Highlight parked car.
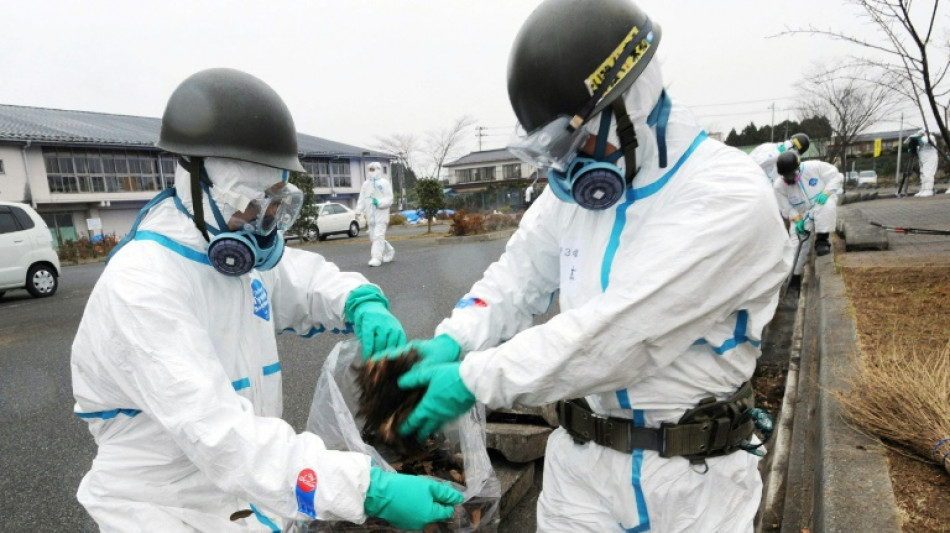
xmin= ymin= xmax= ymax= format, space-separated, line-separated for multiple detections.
xmin=0 ymin=201 xmax=61 ymax=298
xmin=857 ymin=170 xmax=878 ymax=187
xmin=299 ymin=202 xmax=363 ymax=242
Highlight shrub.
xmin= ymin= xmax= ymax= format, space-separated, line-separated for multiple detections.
xmin=448 ymin=211 xmax=520 ymax=236
xmin=449 ymin=210 xmax=484 ymax=236
xmin=59 ymin=233 xmax=120 ymax=263
xmin=390 ymin=214 xmax=407 ymax=226
xmin=483 ymin=213 xmax=518 ymax=232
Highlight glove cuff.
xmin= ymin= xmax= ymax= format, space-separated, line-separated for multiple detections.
xmin=433 ymin=334 xmax=462 ymax=361
xmin=363 ymin=467 xmax=389 ymax=516
xmin=345 ymin=285 xmax=390 ymax=324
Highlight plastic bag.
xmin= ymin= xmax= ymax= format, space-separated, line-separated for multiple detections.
xmin=305 ymin=339 xmax=500 ymax=532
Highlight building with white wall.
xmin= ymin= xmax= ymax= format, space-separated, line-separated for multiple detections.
xmin=443 ymin=148 xmax=544 ymax=211
xmin=0 ymin=104 xmax=389 ymax=246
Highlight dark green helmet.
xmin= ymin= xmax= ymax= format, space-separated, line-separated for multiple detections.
xmin=790 ymin=133 xmax=810 ymax=154
xmin=776 ymin=150 xmax=801 ymax=182
xmin=157 ymin=68 xmax=305 ymax=173
xmin=507 ymin=0 xmax=661 ymax=133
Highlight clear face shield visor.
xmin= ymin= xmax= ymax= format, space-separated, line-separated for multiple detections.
xmin=507 ymin=116 xmax=592 ymax=172
xmin=228 ymin=182 xmax=304 ymax=236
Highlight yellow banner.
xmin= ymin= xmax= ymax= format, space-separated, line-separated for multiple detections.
xmin=874 ymin=138 xmax=882 ymax=157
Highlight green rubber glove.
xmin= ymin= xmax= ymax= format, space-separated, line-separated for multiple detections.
xmin=364 ymin=467 xmax=463 ymax=530
xmin=815 ymin=192 xmax=829 ymax=205
xmin=398 ymin=362 xmax=476 ymax=440
xmin=345 ymin=285 xmax=408 ymax=360
xmin=371 ymin=334 xmax=461 ymax=367
xmin=372 ymin=198 xmax=379 ymax=207
xmin=794 ymin=219 xmax=809 ymax=236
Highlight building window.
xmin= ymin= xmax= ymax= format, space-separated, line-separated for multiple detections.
xmin=302 ymin=158 xmax=355 ymax=188
xmin=473 ymin=166 xmax=495 ymax=182
xmin=0 ymin=159 xmax=4 ymax=174
xmin=43 ymin=148 xmax=164 ymax=195
xmin=331 ymin=161 xmax=350 ymax=187
xmin=456 ymin=169 xmax=472 ymax=183
xmin=503 ymin=164 xmax=521 ymax=179
xmin=41 ymin=212 xmax=76 ymax=247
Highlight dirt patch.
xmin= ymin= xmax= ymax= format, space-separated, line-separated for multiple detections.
xmin=842 ymin=266 xmax=950 ymax=532
xmin=752 ymin=363 xmax=786 ymax=417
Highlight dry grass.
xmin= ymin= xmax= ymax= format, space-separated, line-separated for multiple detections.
xmin=835 ymin=342 xmax=950 ymax=474
xmin=841 ymin=266 xmax=950 ymax=532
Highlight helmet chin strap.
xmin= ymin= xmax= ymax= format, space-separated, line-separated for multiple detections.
xmin=611 ymin=99 xmax=638 ymax=185
xmin=181 ymin=156 xmax=212 ymax=242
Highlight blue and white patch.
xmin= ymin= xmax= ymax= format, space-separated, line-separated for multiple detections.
xmin=809 ymin=178 xmax=819 ymax=186
xmin=251 ymin=279 xmax=271 ymax=321
xmin=455 ymin=297 xmax=488 ymax=309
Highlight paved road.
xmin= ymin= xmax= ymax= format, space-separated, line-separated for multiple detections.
xmin=0 ymin=231 xmax=510 ymax=531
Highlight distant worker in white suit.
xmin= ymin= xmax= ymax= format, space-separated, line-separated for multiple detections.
xmin=773 ymin=150 xmax=843 ymax=287
xmin=749 ymin=133 xmax=810 ymax=183
xmin=357 ymin=162 xmax=395 ymax=266
xmin=904 ymin=130 xmax=939 ymax=197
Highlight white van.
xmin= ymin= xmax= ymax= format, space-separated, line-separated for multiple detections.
xmin=0 ymin=201 xmax=61 ymax=298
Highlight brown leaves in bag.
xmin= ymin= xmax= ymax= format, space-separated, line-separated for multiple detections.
xmin=357 ymin=348 xmax=428 ymax=455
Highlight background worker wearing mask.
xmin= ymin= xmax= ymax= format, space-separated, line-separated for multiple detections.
xmin=377 ymin=1 xmax=792 ymax=531
xmin=904 ymin=129 xmax=939 ymax=197
xmin=356 ymin=162 xmax=395 ymax=266
xmin=773 ymin=150 xmax=843 ymax=287
xmin=70 ymin=68 xmax=461 ymax=532
xmin=749 ymin=132 xmax=811 ymax=183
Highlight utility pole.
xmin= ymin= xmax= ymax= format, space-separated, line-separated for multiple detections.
xmin=476 ymin=126 xmax=486 ymax=151
xmin=770 ymin=102 xmax=776 ymax=143
xmin=895 ymin=112 xmax=904 ymax=186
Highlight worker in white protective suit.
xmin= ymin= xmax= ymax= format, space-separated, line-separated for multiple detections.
xmin=70 ymin=68 xmax=462 ymax=533
xmin=749 ymin=133 xmax=810 ymax=183
xmin=773 ymin=150 xmax=843 ymax=287
xmin=356 ymin=162 xmax=395 ymax=266
xmin=372 ymin=1 xmax=793 ymax=531
xmin=905 ymin=130 xmax=939 ymax=197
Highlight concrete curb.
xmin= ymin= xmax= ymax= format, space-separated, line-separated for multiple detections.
xmin=813 ymin=257 xmax=901 ymax=532
xmin=436 ymin=228 xmax=517 ymax=245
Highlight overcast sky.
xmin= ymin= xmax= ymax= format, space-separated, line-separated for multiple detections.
xmin=0 ymin=0 xmax=930 ymax=160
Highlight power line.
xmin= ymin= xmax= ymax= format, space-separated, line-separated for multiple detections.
xmin=682 ymin=95 xmax=798 ymax=108
xmin=693 ymin=107 xmax=797 ymax=118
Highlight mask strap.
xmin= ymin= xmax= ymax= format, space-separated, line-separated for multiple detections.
xmin=646 ymin=90 xmax=672 ymax=168
xmin=202 ymin=181 xmax=230 ymax=234
xmin=594 ymin=111 xmax=613 ymax=159
xmin=611 ymin=99 xmax=638 ymax=184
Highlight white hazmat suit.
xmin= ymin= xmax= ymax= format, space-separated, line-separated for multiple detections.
xmin=912 ymin=131 xmax=939 ymax=197
xmin=71 ymin=161 xmax=376 ymax=532
xmin=356 ymin=162 xmax=394 ymax=266
xmin=773 ymin=160 xmax=843 ymax=275
xmin=436 ymin=62 xmax=793 ymax=532
xmin=749 ymin=140 xmax=799 ymax=183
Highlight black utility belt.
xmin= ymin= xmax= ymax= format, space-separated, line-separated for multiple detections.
xmin=556 ymin=382 xmax=756 ymax=462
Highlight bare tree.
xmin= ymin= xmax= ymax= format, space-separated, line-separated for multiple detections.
xmin=797 ymin=63 xmax=899 ymax=171
xmin=781 ymin=0 xmax=950 ymax=149
xmin=423 ymin=115 xmax=475 ymax=181
xmin=374 ymin=133 xmax=421 ymax=176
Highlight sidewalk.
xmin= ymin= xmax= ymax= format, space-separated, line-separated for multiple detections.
xmin=774 ymin=191 xmax=950 ymax=532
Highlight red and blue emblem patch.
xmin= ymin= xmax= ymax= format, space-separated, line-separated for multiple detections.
xmin=455 ymin=297 xmax=488 ymax=309
xmin=295 ymin=468 xmax=318 ymax=518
